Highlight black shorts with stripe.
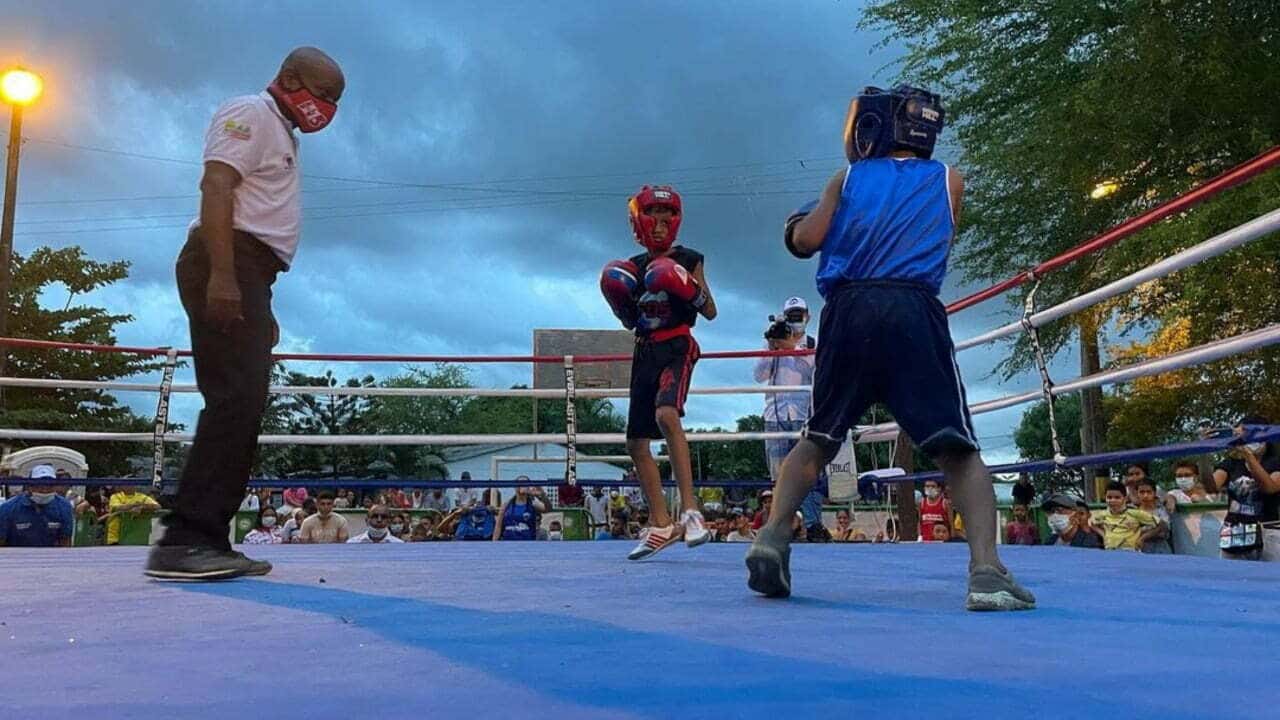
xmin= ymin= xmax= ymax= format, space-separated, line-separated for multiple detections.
xmin=803 ymin=281 xmax=979 ymax=458
xmin=627 ymin=334 xmax=700 ymax=440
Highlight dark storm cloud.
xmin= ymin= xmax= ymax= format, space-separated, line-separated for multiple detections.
xmin=0 ymin=0 xmax=1056 ymax=459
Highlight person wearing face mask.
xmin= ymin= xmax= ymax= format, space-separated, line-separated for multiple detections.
xmin=917 ymin=479 xmax=953 ymax=541
xmin=147 ymin=47 xmax=346 ymax=582
xmin=1207 ymin=415 xmax=1280 ymax=561
xmin=1041 ymin=494 xmax=1098 ymax=548
xmin=1164 ymin=460 xmax=1203 ymax=512
xmin=0 ymin=465 xmax=74 ymax=547
xmin=389 ymin=512 xmax=410 ymax=541
xmin=754 ymin=297 xmax=828 ymax=540
xmin=494 ymin=482 xmax=549 ymax=541
xmin=348 ymin=505 xmax=404 ymax=544
xmin=243 ymin=506 xmax=284 ymax=544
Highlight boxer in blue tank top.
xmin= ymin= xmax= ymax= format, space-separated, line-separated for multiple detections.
xmin=745 ymin=85 xmax=1035 ymax=612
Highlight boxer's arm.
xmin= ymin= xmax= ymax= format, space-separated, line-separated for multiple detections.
xmin=692 ymin=262 xmax=717 ymax=320
xmin=790 ymin=169 xmax=846 ymax=256
xmin=947 ymin=166 xmax=965 ymax=227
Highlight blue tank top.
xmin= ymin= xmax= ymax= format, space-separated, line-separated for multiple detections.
xmin=501 ymin=501 xmax=539 ymax=541
xmin=816 ymin=157 xmax=955 ymax=298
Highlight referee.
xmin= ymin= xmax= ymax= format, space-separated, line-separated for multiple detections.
xmin=146 ymin=48 xmax=344 ymax=580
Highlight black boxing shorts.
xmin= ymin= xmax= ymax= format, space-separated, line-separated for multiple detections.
xmin=626 ymin=330 xmax=700 ymax=440
xmin=803 ymin=280 xmax=979 ymax=461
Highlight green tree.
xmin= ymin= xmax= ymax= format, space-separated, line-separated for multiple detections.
xmin=862 ymin=0 xmax=1280 ymax=459
xmin=1013 ymin=394 xmax=1084 ymax=461
xmin=268 ymin=370 xmax=377 ymax=478
xmin=1 ymin=247 xmax=163 ymax=474
xmin=691 ymin=415 xmax=769 ymax=481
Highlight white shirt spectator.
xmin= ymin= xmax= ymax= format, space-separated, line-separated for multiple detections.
xmin=585 ymin=492 xmax=610 ymax=525
xmin=726 ymin=530 xmax=756 ymax=543
xmin=243 ymin=527 xmax=283 ymax=544
xmin=190 ymin=91 xmax=302 ymax=266
xmin=753 ymin=341 xmax=815 ymax=422
xmin=347 ymin=531 xmax=404 ymax=544
xmin=454 ymin=487 xmax=480 ymax=510
xmin=239 ymin=493 xmax=260 ymax=512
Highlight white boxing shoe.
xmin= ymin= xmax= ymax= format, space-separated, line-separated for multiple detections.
xmin=627 ymin=524 xmax=682 ymax=561
xmin=681 ymin=509 xmax=712 ymax=548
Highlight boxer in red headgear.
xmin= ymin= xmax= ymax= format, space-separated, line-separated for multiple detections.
xmin=599 ymin=184 xmax=717 ymax=560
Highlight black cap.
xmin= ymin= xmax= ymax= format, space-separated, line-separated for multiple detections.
xmin=1041 ymin=493 xmax=1087 ymax=511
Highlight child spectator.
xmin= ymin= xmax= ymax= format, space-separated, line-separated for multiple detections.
xmin=1136 ymin=478 xmax=1172 ymax=554
xmin=1163 ymin=460 xmax=1201 ymax=512
xmin=751 ymin=490 xmax=773 ymax=530
xmin=595 ymin=516 xmax=630 ymax=541
xmin=726 ymin=509 xmax=756 ymax=542
xmin=917 ymin=479 xmax=952 ymax=541
xmin=1003 ymin=503 xmax=1040 ymax=545
xmin=243 ymin=506 xmax=284 ymax=544
xmin=1091 ymin=481 xmax=1156 ymax=551
xmin=106 ymin=485 xmax=160 ymax=545
xmin=1122 ymin=463 xmax=1149 ymax=506
xmin=830 ymin=508 xmax=855 ymax=542
xmin=933 ymin=522 xmax=965 ymax=543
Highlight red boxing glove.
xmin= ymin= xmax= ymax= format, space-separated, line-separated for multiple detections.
xmin=600 ymin=259 xmax=641 ymax=329
xmin=643 ymin=256 xmax=706 ymax=310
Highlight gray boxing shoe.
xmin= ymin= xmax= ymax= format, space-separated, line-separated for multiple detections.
xmin=745 ymin=530 xmax=792 ymax=599
xmin=966 ymin=564 xmax=1036 ymax=611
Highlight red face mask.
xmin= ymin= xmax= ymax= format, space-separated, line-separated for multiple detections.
xmin=268 ymin=80 xmax=337 ymax=133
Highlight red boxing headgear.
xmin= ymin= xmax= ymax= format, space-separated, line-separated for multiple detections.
xmin=267 ymin=79 xmax=337 ymax=133
xmin=628 ymin=185 xmax=682 ymax=254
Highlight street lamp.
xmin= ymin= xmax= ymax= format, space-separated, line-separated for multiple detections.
xmin=1089 ymin=180 xmax=1119 ymax=200
xmin=0 ymin=67 xmax=44 ymax=404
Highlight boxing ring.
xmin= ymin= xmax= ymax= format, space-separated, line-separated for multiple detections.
xmin=3 ymin=148 xmax=1280 ymax=718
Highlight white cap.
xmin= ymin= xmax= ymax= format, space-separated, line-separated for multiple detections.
xmin=782 ymin=296 xmax=808 ymax=313
xmin=30 ymin=464 xmax=57 ymax=480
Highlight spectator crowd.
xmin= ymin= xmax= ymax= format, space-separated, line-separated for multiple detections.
xmin=0 ymin=416 xmax=1275 ymax=561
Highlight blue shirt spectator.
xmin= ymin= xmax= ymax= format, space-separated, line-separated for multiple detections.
xmin=455 ymin=505 xmax=495 ymax=541
xmin=0 ymin=464 xmax=75 ymax=547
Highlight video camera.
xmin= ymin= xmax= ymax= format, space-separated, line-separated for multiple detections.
xmin=764 ymin=315 xmax=792 ymax=341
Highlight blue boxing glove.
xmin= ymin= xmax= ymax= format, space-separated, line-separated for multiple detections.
xmin=784 ymin=199 xmax=820 ymax=259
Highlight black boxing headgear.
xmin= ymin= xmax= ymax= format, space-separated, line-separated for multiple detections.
xmin=843 ymin=84 xmax=945 ymax=162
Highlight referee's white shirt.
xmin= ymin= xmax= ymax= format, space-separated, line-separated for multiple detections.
xmin=190 ymin=91 xmax=302 ymax=267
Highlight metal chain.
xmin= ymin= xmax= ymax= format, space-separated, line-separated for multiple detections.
xmin=1020 ymin=278 xmax=1068 ymax=472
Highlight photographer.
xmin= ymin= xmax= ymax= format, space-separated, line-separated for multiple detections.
xmin=753 ymin=297 xmax=828 ymax=541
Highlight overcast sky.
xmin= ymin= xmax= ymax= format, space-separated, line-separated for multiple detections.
xmin=0 ymin=0 xmax=1081 ymax=464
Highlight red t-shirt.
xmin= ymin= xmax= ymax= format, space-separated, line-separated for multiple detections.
xmin=557 ymin=483 xmax=584 ymax=507
xmin=1004 ymin=520 xmax=1040 ymax=545
xmin=919 ymin=496 xmax=948 ymax=540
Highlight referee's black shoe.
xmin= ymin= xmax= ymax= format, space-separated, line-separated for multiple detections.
xmin=144 ymin=545 xmax=251 ymax=581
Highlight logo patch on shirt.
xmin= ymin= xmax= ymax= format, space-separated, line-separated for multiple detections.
xmin=222 ymin=119 xmax=252 ymax=140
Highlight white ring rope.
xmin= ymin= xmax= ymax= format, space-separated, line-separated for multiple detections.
xmin=0 ymin=377 xmax=812 ymax=398
xmin=857 ymin=323 xmax=1280 ymax=438
xmin=955 ymin=206 xmax=1280 ymax=350
xmin=0 ymin=208 xmax=1276 ymax=449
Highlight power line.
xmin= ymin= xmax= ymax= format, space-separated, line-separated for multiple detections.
xmin=13 ymin=131 xmax=841 ymax=205
xmin=13 ymin=168 xmax=835 ymax=227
